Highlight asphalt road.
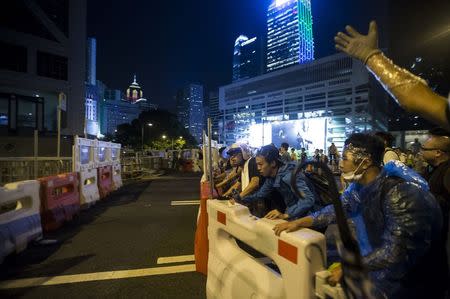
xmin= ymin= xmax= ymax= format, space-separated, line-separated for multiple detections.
xmin=0 ymin=174 xmax=206 ymax=299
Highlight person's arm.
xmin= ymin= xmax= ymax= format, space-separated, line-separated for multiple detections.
xmin=216 ymin=168 xmax=241 ymax=189
xmin=335 ymin=21 xmax=450 ymax=130
xmin=363 ymin=183 xmax=435 ymax=272
xmin=240 ymin=176 xmax=260 ymax=198
xmin=223 ymin=181 xmax=241 ymax=197
xmin=242 ymin=179 xmax=273 ymax=203
xmin=285 ymin=173 xmax=316 ymax=219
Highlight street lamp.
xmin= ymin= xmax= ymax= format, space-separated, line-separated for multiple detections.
xmin=162 ymin=135 xmax=167 ymax=139
xmin=141 ymin=122 xmax=153 ymax=151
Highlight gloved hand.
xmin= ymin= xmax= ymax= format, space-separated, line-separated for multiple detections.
xmin=334 ymin=21 xmax=381 ymax=64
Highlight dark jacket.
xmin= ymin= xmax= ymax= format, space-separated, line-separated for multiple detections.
xmin=311 ymin=161 xmax=444 ymax=298
xmin=242 ymin=162 xmax=321 ymax=219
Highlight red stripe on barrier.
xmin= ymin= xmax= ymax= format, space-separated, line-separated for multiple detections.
xmin=278 ymin=239 xmax=298 ymax=264
xmin=217 ymin=211 xmax=226 ymax=225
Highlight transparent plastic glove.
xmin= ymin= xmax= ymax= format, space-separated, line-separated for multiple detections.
xmin=334 ymin=21 xmax=381 ymax=64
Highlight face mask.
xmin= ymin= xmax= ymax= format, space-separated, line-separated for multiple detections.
xmin=342 ymin=158 xmax=367 ymax=182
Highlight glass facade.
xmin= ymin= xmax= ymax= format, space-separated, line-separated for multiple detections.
xmin=232 ymin=36 xmax=261 ymax=82
xmin=176 ymin=84 xmax=204 ymax=143
xmin=220 ymin=53 xmax=389 ymax=153
xmin=266 ymin=0 xmax=314 ymax=72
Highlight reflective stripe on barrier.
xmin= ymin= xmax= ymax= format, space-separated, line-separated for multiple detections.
xmin=0 ymin=180 xmax=42 ymax=263
xmin=98 ymin=165 xmax=113 ymax=199
xmin=38 ymin=172 xmax=80 ymax=232
xmin=78 ymin=168 xmax=100 ymax=207
xmin=206 ymin=200 xmax=326 ymax=299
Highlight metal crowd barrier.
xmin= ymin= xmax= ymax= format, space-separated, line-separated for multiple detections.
xmin=0 ymin=157 xmax=72 ymax=186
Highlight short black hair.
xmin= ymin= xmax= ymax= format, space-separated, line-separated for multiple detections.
xmin=281 ymin=142 xmax=289 ymax=150
xmin=345 ymin=133 xmax=385 ymax=166
xmin=374 ymin=131 xmax=395 ymax=147
xmin=291 ymin=148 xmax=296 ymax=151
xmin=257 ymin=144 xmax=282 ymax=166
xmin=218 ymin=147 xmax=227 ymax=154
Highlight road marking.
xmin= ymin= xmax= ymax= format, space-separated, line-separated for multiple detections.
xmin=0 ymin=264 xmax=196 ymax=289
xmin=157 ymin=254 xmax=195 ymax=264
xmin=170 ymin=200 xmax=200 ymax=206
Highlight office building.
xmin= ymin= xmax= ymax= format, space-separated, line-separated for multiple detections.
xmin=176 ymin=84 xmax=204 ymax=143
xmin=232 ymin=35 xmax=262 ymax=82
xmin=99 ymin=76 xmax=157 ymax=135
xmin=0 ymin=0 xmax=87 ymax=138
xmin=219 ymin=53 xmax=389 ymax=152
xmin=266 ymin=0 xmax=314 ymax=72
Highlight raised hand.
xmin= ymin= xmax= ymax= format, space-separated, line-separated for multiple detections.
xmin=334 ymin=21 xmax=381 ymax=64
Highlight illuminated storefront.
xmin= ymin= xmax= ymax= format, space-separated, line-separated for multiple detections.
xmin=220 ymin=53 xmax=389 ymax=154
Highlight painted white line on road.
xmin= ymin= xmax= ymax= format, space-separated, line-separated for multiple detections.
xmin=157 ymin=254 xmax=195 ymax=264
xmin=170 ymin=200 xmax=200 ymax=206
xmin=0 ymin=264 xmax=196 ymax=289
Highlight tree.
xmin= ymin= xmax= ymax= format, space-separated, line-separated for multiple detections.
xmin=112 ymin=109 xmax=198 ymax=150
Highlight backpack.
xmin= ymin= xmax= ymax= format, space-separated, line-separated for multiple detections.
xmin=290 ymin=161 xmax=339 ymax=207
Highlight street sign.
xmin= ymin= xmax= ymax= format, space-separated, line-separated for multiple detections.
xmin=58 ymin=92 xmax=67 ymax=111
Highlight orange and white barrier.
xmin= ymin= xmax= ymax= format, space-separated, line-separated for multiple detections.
xmin=38 ymin=172 xmax=80 ymax=232
xmin=0 ymin=180 xmax=43 ymax=263
xmin=206 ymin=200 xmax=326 ymax=299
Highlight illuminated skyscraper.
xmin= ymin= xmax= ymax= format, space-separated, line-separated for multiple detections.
xmin=176 ymin=84 xmax=204 ymax=143
xmin=266 ymin=0 xmax=314 ymax=72
xmin=232 ymin=35 xmax=261 ymax=82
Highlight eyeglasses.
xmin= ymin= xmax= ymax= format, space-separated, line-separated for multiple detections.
xmin=420 ymin=146 xmax=444 ymax=151
xmin=420 ymin=146 xmax=447 ymax=152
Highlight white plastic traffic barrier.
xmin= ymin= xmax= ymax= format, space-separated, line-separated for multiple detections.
xmin=112 ymin=162 xmax=123 ymax=190
xmin=108 ymin=142 xmax=122 ymax=190
xmin=95 ymin=140 xmax=112 ymax=168
xmin=78 ymin=168 xmax=100 ymax=207
xmin=0 ymin=180 xmax=42 ymax=264
xmin=315 ymin=271 xmax=346 ymax=299
xmin=206 ymin=200 xmax=326 ymax=299
xmin=73 ymin=136 xmax=96 ymax=172
xmin=73 ymin=137 xmax=100 ymax=206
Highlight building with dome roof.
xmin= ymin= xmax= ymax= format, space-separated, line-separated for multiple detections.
xmin=126 ymin=75 xmax=144 ymax=103
xmin=98 ymin=75 xmax=157 ymax=135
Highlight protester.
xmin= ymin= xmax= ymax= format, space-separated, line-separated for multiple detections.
xmin=328 ymin=143 xmax=338 ymax=166
xmin=279 ymin=142 xmax=291 ymax=163
xmin=410 ymin=138 xmax=422 ymax=155
xmin=290 ymin=148 xmax=298 ymax=161
xmin=375 ymin=131 xmax=400 ymax=164
xmin=234 ymin=144 xmax=322 ymax=220
xmin=314 ymin=149 xmax=320 ymax=162
xmin=273 ymin=133 xmax=445 ymax=298
xmin=300 ymin=148 xmax=308 ymax=163
xmin=216 ymin=144 xmax=261 ymax=200
xmin=421 ymin=127 xmax=450 ymax=282
xmin=319 ymin=149 xmax=328 ymax=164
xmin=334 ymin=20 xmax=450 ymax=130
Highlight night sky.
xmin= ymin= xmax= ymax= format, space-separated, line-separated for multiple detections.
xmin=87 ymin=0 xmax=390 ymax=111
